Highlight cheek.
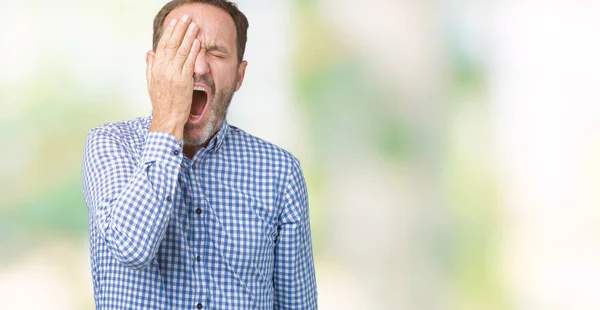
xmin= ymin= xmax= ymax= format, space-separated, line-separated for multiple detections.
xmin=211 ymin=62 xmax=239 ymax=87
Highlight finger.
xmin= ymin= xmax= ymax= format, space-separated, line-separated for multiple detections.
xmin=156 ymin=18 xmax=178 ymax=61
xmin=182 ymin=38 xmax=200 ymax=77
xmin=165 ymin=15 xmax=192 ymax=62
xmin=173 ymin=22 xmax=199 ymax=71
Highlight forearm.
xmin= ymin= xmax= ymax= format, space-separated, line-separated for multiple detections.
xmin=273 ymin=219 xmax=318 ymax=309
xmin=273 ymin=161 xmax=318 ymax=309
xmin=83 ymin=129 xmax=183 ymax=270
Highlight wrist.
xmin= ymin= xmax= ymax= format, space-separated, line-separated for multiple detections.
xmin=149 ymin=117 xmax=185 ymax=141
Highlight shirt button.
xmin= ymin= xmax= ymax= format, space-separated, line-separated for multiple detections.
xmin=195 ymin=208 xmax=201 ymax=214
xmin=192 ymin=163 xmax=197 ymax=169
xmin=173 ymin=149 xmax=180 ymax=156
xmin=196 ymin=255 xmax=201 ymax=262
xmin=166 ymin=196 xmax=172 ymax=202
xmin=196 ymin=303 xmax=203 ymax=309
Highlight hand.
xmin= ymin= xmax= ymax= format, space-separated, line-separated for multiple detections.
xmin=146 ymin=15 xmax=200 ymax=141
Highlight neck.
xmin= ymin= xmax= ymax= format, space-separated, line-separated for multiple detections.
xmin=182 ymin=119 xmax=226 ymax=158
xmin=182 ymin=130 xmax=215 ymax=159
xmin=183 ymin=144 xmax=202 ymax=159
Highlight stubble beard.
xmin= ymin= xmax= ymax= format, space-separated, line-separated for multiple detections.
xmin=183 ymin=77 xmax=237 ymax=147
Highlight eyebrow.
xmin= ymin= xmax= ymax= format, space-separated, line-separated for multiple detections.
xmin=206 ymin=44 xmax=229 ymax=54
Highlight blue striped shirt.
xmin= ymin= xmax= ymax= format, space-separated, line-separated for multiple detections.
xmin=82 ymin=116 xmax=317 ymax=309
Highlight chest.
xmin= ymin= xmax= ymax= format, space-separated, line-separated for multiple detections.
xmin=167 ymin=158 xmax=282 ymax=259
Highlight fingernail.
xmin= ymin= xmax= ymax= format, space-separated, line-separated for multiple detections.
xmin=182 ymin=15 xmax=190 ymax=22
xmin=189 ymin=22 xmax=197 ymax=30
xmin=170 ymin=19 xmax=177 ymax=26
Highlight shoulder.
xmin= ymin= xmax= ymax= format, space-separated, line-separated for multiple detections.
xmin=224 ymin=124 xmax=301 ymax=171
xmin=87 ymin=116 xmax=151 ymax=140
xmin=84 ymin=116 xmax=151 ymax=155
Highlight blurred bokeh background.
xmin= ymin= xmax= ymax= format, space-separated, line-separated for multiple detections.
xmin=2 ymin=0 xmax=600 ymax=309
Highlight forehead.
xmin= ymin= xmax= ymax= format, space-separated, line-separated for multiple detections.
xmin=164 ymin=3 xmax=236 ymax=46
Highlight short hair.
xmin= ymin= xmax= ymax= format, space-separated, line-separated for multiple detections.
xmin=152 ymin=0 xmax=249 ymax=63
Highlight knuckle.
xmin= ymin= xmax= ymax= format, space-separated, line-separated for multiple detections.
xmin=155 ymin=68 xmax=167 ymax=78
xmin=164 ymin=71 xmax=175 ymax=83
xmin=167 ymin=39 xmax=180 ymax=49
xmin=176 ymin=48 xmax=190 ymax=58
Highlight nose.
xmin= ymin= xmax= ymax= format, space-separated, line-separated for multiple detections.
xmin=194 ymin=54 xmax=210 ymax=77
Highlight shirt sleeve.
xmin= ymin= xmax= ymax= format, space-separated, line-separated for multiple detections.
xmin=273 ymin=159 xmax=318 ymax=309
xmin=82 ymin=127 xmax=183 ymax=270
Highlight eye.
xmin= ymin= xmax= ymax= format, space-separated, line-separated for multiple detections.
xmin=210 ymin=52 xmax=226 ymax=59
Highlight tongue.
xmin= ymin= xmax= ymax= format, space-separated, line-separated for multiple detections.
xmin=191 ymin=91 xmax=207 ymax=115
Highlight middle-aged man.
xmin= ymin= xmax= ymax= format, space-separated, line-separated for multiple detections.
xmin=82 ymin=0 xmax=318 ymax=309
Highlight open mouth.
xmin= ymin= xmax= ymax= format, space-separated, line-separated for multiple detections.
xmin=189 ymin=85 xmax=210 ymax=124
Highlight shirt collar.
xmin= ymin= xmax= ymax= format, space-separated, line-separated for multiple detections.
xmin=145 ymin=116 xmax=229 ymax=153
xmin=206 ymin=119 xmax=229 ymax=153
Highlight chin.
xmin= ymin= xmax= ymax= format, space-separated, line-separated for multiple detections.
xmin=183 ymin=128 xmax=210 ymax=147
xmin=184 ymin=117 xmax=221 ymax=147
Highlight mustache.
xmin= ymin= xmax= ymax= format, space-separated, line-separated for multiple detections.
xmin=193 ymin=74 xmax=215 ymax=94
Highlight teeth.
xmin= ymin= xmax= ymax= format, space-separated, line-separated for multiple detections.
xmin=194 ymin=85 xmax=206 ymax=91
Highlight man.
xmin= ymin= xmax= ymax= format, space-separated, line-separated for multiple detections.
xmin=82 ymin=1 xmax=318 ymax=309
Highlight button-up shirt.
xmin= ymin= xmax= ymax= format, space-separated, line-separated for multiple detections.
xmin=82 ymin=117 xmax=317 ymax=309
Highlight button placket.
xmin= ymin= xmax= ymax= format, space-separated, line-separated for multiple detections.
xmin=187 ymin=161 xmax=206 ymax=305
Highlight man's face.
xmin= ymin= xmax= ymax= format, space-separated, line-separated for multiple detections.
xmin=162 ymin=3 xmax=246 ymax=146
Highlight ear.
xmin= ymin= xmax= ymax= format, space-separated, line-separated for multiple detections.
xmin=145 ymin=50 xmax=155 ymax=85
xmin=234 ymin=60 xmax=248 ymax=91
xmin=146 ymin=50 xmax=155 ymax=66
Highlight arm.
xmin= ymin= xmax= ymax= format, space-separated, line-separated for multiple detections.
xmin=273 ymin=160 xmax=318 ymax=309
xmin=82 ymin=15 xmax=201 ymax=270
xmin=82 ymin=128 xmax=182 ymax=270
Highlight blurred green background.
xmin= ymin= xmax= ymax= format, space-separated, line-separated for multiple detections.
xmin=2 ymin=1 xmax=600 ymax=309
